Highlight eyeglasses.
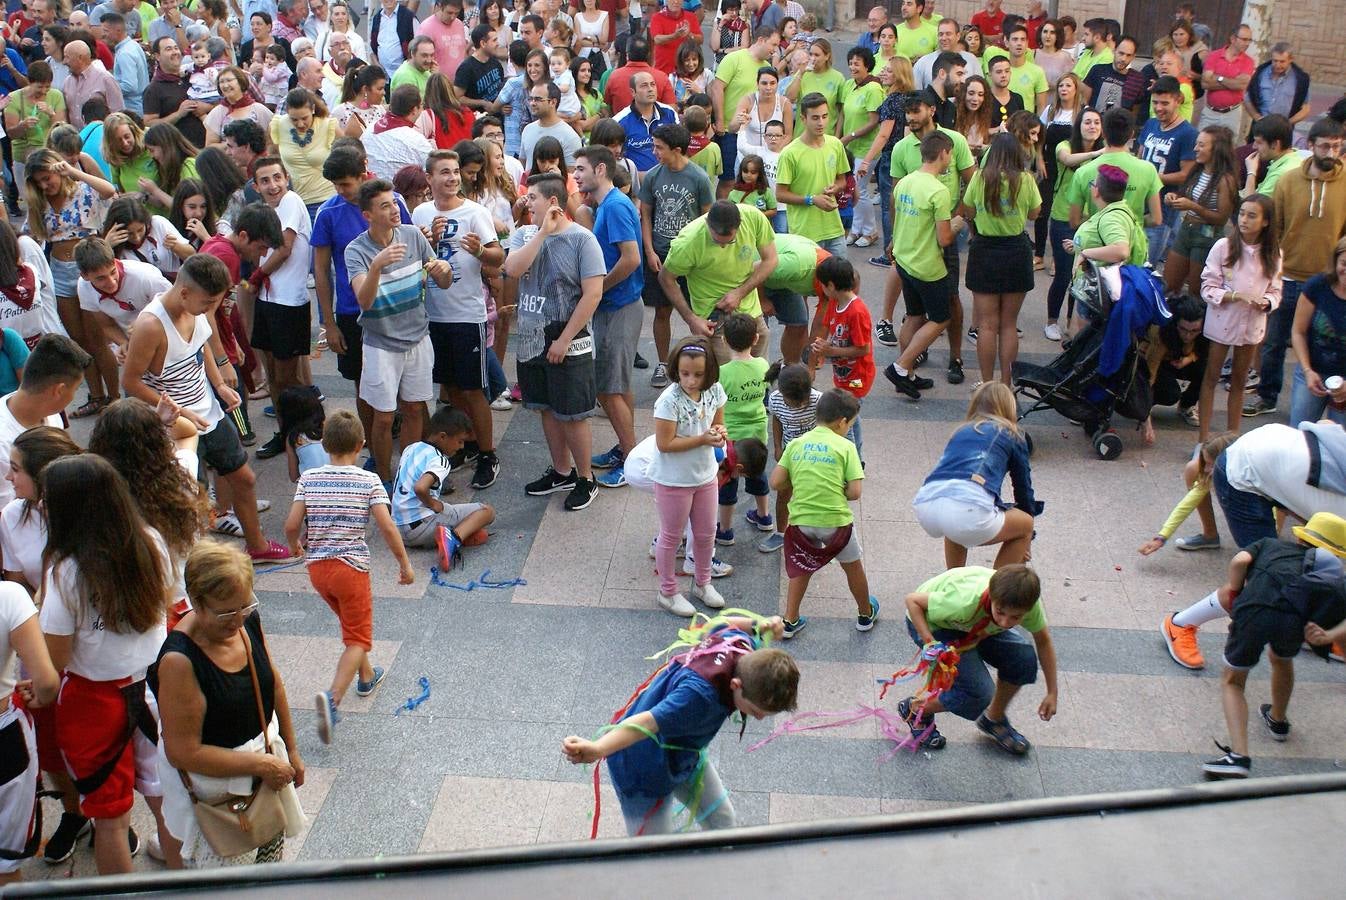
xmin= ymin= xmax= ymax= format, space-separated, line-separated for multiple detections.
xmin=213 ymin=597 xmax=260 ymax=620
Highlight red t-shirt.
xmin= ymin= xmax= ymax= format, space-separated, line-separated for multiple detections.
xmin=821 ymin=295 xmax=874 ymax=398
xmin=1024 ymin=14 xmax=1047 ymax=49
xmin=201 ymin=235 xmax=244 ymax=364
xmin=1204 ymin=47 xmax=1256 ymax=109
xmin=648 ymin=9 xmax=702 ymax=75
xmin=603 ymin=62 xmax=677 ymax=111
xmin=971 ymin=8 xmax=1006 ymax=41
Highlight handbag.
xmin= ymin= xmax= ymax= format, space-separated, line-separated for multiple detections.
xmin=177 ymin=628 xmax=288 ymax=858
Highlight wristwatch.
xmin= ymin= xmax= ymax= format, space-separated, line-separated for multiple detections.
xmin=1217 ymin=75 xmax=1225 ymax=84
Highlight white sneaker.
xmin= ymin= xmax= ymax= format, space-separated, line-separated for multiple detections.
xmin=210 ymin=512 xmax=244 ymax=538
xmin=1044 ymin=322 xmax=1062 ymax=341
xmin=146 ymin=834 xmax=164 ymax=862
xmin=683 ymin=556 xmax=734 ymax=577
xmin=690 ymin=581 xmax=726 ymax=609
xmin=657 ymin=592 xmax=695 ymax=616
xmin=491 ymin=393 xmax=513 ymax=411
xmin=648 ymin=536 xmax=686 ymax=559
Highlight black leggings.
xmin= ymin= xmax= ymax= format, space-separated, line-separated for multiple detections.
xmin=1034 ymin=122 xmax=1073 ymax=258
xmin=1152 ymin=358 xmax=1205 ymax=409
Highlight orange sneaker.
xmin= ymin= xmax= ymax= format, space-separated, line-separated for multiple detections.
xmin=1331 ymin=641 xmax=1345 ymax=664
xmin=1162 ymin=613 xmax=1204 ymax=669
xmin=462 ymin=528 xmax=489 ymax=547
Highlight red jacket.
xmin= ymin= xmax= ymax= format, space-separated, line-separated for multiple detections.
xmin=604 ymin=62 xmax=676 ymax=112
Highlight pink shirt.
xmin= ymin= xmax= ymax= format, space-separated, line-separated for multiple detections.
xmin=1204 ymin=47 xmax=1255 ymax=109
xmin=1200 ymin=238 xmax=1283 ymax=345
xmin=417 ymin=15 xmax=468 ymax=80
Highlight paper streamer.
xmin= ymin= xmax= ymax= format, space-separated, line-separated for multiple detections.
xmin=393 ymin=676 xmax=431 ymax=715
xmin=429 ymin=567 xmax=527 ymax=591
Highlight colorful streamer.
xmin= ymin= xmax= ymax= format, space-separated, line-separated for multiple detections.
xmin=429 ymin=567 xmax=527 ymax=591
xmin=393 ymin=676 xmax=431 ymax=715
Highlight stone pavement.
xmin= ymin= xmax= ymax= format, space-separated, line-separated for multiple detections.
xmin=24 ymin=246 xmax=1346 ymax=880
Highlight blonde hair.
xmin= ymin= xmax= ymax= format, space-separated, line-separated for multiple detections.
xmin=184 ymin=539 xmax=255 ymax=612
xmin=23 ymin=148 xmax=75 ymax=241
xmin=965 ymin=381 xmax=1021 ymax=436
xmin=886 ymin=55 xmax=914 ymax=93
xmin=101 ymin=112 xmax=146 ymax=168
xmin=1197 ymin=431 xmax=1239 ymax=484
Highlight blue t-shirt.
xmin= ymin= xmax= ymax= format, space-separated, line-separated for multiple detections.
xmin=1302 ymin=275 xmax=1346 ymax=377
xmin=0 ymin=49 xmax=26 ymax=95
xmin=311 ymin=193 xmax=412 ymax=316
xmin=593 ymin=188 xmax=644 ymax=310
xmin=1136 ymin=118 xmax=1198 ymax=196
xmin=0 ymin=328 xmax=29 ymax=395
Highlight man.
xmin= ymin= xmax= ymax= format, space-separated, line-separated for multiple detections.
xmin=710 ymin=25 xmax=779 ymax=197
xmin=521 ymin=82 xmax=584 ymax=168
xmin=143 ymin=37 xmax=209 ymax=148
xmin=455 ymin=25 xmax=505 ymax=112
xmin=605 ymin=33 xmax=676 ymax=113
xmin=504 ymin=174 xmax=607 ymax=512
xmin=1005 ymin=22 xmax=1047 ymax=113
xmin=304 ymin=0 xmax=329 ymax=40
xmin=985 ymin=56 xmax=1023 ymax=128
xmin=517 ymin=13 xmax=545 ymax=52
xmin=91 ymin=0 xmax=141 ymax=40
xmin=746 ymin=0 xmax=783 ymax=35
xmin=775 ymin=92 xmax=848 ymax=256
xmin=760 ymin=232 xmax=826 ymax=366
xmin=638 ymin=123 xmax=713 ymax=388
xmin=0 ymin=335 xmax=86 ymax=510
xmin=648 ymin=0 xmax=700 ymax=76
xmin=272 ymin=0 xmax=306 ymax=43
xmin=223 ymin=119 xmax=267 ymax=191
xmin=914 ymin=19 xmax=978 ymax=91
xmin=410 ymin=149 xmax=505 ymax=490
xmin=895 ymin=0 xmax=938 ymax=60
xmin=1082 ymin=34 xmax=1145 ymax=112
xmin=614 ymin=71 xmax=678 ymax=172
xmin=62 ymin=40 xmax=124 ymax=129
xmin=1024 ymin=1 xmax=1046 ymax=49
xmin=1242 ymin=114 xmax=1301 ymax=199
xmin=856 ymin=5 xmax=886 ymax=55
xmin=1244 ymin=42 xmax=1312 ymax=135
xmin=102 ymin=13 xmax=147 ymax=116
xmin=363 ymin=84 xmax=436 ymax=180
xmin=147 ymin=0 xmax=191 ymax=47
xmin=345 ymin=179 xmax=454 ymax=485
xmin=970 ymin=0 xmax=1005 ymax=46
xmin=418 ymin=0 xmax=469 ymax=80
xmin=296 ymin=56 xmax=324 ymax=93
xmin=370 ymin=0 xmax=414 ymax=75
xmin=1067 ymin=108 xmax=1162 ymax=232
xmin=1072 ymin=18 xmax=1112 ymax=80
xmin=75 ymin=237 xmax=172 ymax=369
xmin=1201 ymin=24 xmax=1255 ymax=138
xmin=1136 ymin=76 xmax=1197 ymax=268
xmin=391 ymin=34 xmax=437 ymax=96
xmin=19 ymin=0 xmax=58 ymax=64
xmin=923 ymin=51 xmax=966 ymax=128
xmin=1246 ymin=120 xmax=1346 ymax=418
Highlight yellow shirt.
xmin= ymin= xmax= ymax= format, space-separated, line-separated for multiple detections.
xmin=270 ymin=115 xmax=338 ymax=206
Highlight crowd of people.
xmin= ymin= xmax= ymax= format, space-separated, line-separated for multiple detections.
xmin=0 ymin=0 xmax=1345 ymax=881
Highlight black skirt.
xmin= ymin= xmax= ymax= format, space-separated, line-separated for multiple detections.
xmin=966 ymin=232 xmax=1035 ymax=294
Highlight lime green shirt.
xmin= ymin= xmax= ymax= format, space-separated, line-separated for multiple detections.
xmin=113 ymin=151 xmax=158 ymax=201
xmin=691 ymin=141 xmax=723 ymax=181
xmin=763 ymin=232 xmax=820 ymax=294
xmin=839 ymin=79 xmax=885 ymax=159
xmin=915 ymin=566 xmax=1047 ymax=635
xmin=777 ymin=135 xmax=850 ymax=242
xmin=1073 ymin=46 xmax=1112 ymax=79
xmin=716 ymin=48 xmax=768 ymax=121
xmin=895 ymin=20 xmax=939 ymax=59
xmin=892 ymin=169 xmax=951 ymax=282
xmin=779 ymin=425 xmax=863 ymax=527
xmin=1074 ymin=200 xmax=1148 ymax=266
xmin=662 ymin=204 xmax=773 ymax=319
xmin=1007 ymin=59 xmax=1048 ymax=112
xmin=963 ymin=170 xmax=1041 ymax=236
xmin=9 ymin=89 xmax=66 ymax=160
xmin=1257 ymin=150 xmax=1305 ymax=197
xmin=728 ymin=186 xmax=777 ymax=214
xmin=793 ymin=68 xmax=845 ymax=132
xmin=890 ymin=127 xmax=974 ymax=203
xmin=1049 ymin=139 xmax=1082 ymax=222
xmin=1067 ymin=150 xmax=1161 ymax=222
xmin=719 ymin=357 xmax=770 ymax=442
xmin=980 ymin=46 xmax=1010 ymax=74
xmin=391 ymin=62 xmax=431 ymax=97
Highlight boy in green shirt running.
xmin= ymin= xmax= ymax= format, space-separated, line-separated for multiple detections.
xmin=716 ymin=313 xmax=772 ymax=544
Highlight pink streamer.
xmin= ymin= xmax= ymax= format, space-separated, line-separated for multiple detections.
xmin=748 ymin=704 xmax=932 ymax=761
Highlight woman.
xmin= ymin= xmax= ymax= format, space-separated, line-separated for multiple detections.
xmin=672 ymin=42 xmax=707 ymax=108
xmin=0 ymin=220 xmax=61 ymax=350
xmin=961 ymin=25 xmax=986 ymax=65
xmin=1034 ymin=19 xmax=1074 ymax=90
xmin=1044 ymin=107 xmax=1104 ymax=339
xmin=711 ymin=0 xmax=746 ymax=66
xmin=1035 ymin=73 xmax=1084 ymax=272
xmin=498 ymin=49 xmax=549 ymax=158
xmin=1005 ymin=110 xmax=1046 ymax=182
xmin=417 ymin=74 xmax=475 ymax=150
xmin=960 ymin=133 xmax=1041 ymax=386
xmin=39 ymin=454 xmax=178 ymax=874
xmin=1168 ymin=20 xmax=1207 ymax=83
xmin=913 ymin=381 xmax=1041 ymax=570
xmin=102 ymin=112 xmax=156 ymax=200
xmin=333 ymin=64 xmax=387 ymax=138
xmin=857 ymin=57 xmax=911 ymax=264
xmin=40 ymin=24 xmax=71 ymax=90
xmin=103 ymin=195 xmax=194 ymax=279
xmin=270 ymin=88 xmax=338 ymax=217
xmin=23 ymin=151 xmax=117 ymax=418
xmin=838 ymin=47 xmax=883 ymax=248
xmin=316 ymin=2 xmax=367 ymax=63
xmin=193 ymin=147 xmax=248 ymax=234
xmin=198 ymin=0 xmax=234 ymax=54
xmin=204 ymin=66 xmax=274 ymax=147
xmin=572 ymin=56 xmax=605 ymax=138
xmin=482 ymin=0 xmax=513 ymax=62
xmin=874 ymin=22 xmax=900 ymax=74
xmin=1063 ymin=164 xmax=1148 ymax=337
xmin=731 ymin=66 xmax=791 ymax=157
xmin=141 ymin=123 xmax=201 ymax=215
xmin=783 ymin=39 xmax=843 ymax=134
xmin=5 ymin=61 xmax=66 ymax=188
xmin=1164 ymin=125 xmax=1238 ymax=299
xmin=169 ymin=179 xmax=218 ymax=251
xmin=573 ymin=0 xmax=609 ymax=67
xmin=152 ymin=540 xmax=306 ymax=869
xmin=1143 ymin=294 xmax=1209 ymax=443
xmin=955 ymin=75 xmax=993 ymax=156
xmin=393 ymin=164 xmax=429 ymax=212
xmin=1290 ymin=237 xmax=1346 ymax=427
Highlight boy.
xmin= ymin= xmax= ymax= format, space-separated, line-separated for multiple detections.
xmin=811 ymin=256 xmax=874 ymax=461
xmin=770 ymin=389 xmax=876 ymax=638
xmin=715 ymin=312 xmax=771 ymax=546
xmin=74 ymin=236 xmax=171 ymax=367
xmin=562 ymin=615 xmax=799 ymax=836
xmin=1158 ymin=513 xmax=1346 ymax=779
xmin=760 ymin=119 xmax=788 ymax=234
xmin=391 ymin=406 xmax=497 ymax=570
xmin=0 ymin=334 xmax=87 ymax=508
xmin=284 ymin=410 xmax=415 ymax=745
xmin=902 ymin=563 xmax=1059 ymax=754
xmin=683 ymin=105 xmax=723 ymax=183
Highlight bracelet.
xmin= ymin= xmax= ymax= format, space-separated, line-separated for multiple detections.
xmin=1154 ymin=535 xmax=1167 ymax=545
xmin=214 ymin=356 xmax=229 ymax=367
xmin=804 ymin=194 xmax=814 ymax=206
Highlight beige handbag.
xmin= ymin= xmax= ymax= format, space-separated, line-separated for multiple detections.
xmin=177 ymin=629 xmax=288 ymax=858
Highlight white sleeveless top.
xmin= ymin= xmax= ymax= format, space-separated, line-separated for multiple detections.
xmin=576 ymin=11 xmax=607 ymax=59
xmin=738 ymin=91 xmax=783 ymax=156
xmin=141 ymin=297 xmax=222 ymax=434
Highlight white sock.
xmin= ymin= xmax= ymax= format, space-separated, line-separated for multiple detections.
xmin=895 ymin=365 xmax=909 ymax=377
xmin=1172 ymin=590 xmax=1226 ymax=628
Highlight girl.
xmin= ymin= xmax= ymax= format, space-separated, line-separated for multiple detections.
xmin=1034 ymin=18 xmax=1075 ymax=89
xmin=1289 ymin=237 xmax=1346 ymax=427
xmin=259 ymin=43 xmax=293 ymax=110
xmin=168 ymin=178 xmax=218 ymax=251
xmin=519 ymin=135 xmax=582 ymax=219
xmin=1164 ymin=125 xmax=1238 ymax=299
xmin=571 ymin=56 xmax=605 ymax=138
xmin=1196 ymin=193 xmax=1281 ymax=441
xmin=727 ymin=154 xmax=776 ymax=220
xmin=1139 ymin=431 xmax=1238 ymax=556
xmin=672 ymin=42 xmax=708 ymax=109
xmin=955 ymin=75 xmax=993 ymax=157
xmin=419 ymin=73 xmax=476 ymax=150
xmin=858 ymin=58 xmax=912 ymax=266
xmin=2 ymin=426 xmax=80 ymax=596
xmin=913 ymin=382 xmax=1041 ymax=570
xmin=271 ymin=88 xmax=338 ymax=216
xmin=959 ymin=133 xmax=1042 ymax=386
xmin=1035 ymin=74 xmax=1084 ymax=271
xmin=103 ymin=195 xmax=194 ymax=280
xmin=102 ymin=112 xmax=157 ymax=204
xmin=874 ymin=23 xmax=900 ymax=74
xmin=470 ymin=136 xmax=519 ymax=237
xmin=0 ymin=220 xmax=61 ymax=351
xmin=759 ymin=362 xmax=821 ymax=554
xmin=784 ymin=40 xmax=843 ymax=135
xmin=276 ymin=384 xmax=329 ymax=482
xmin=1144 ymin=294 xmax=1209 ymax=443
xmin=839 ymin=47 xmax=883 ymax=248
xmin=333 ymin=64 xmax=388 ymax=139
xmin=731 ymin=66 xmax=791 ymax=156
xmin=140 ymin=124 xmax=201 ymax=216
xmin=1044 ymin=107 xmax=1104 ymax=339
xmin=711 ymin=0 xmax=746 ymax=66
xmin=1006 ymin=109 xmax=1047 ymax=185
xmin=46 ymin=123 xmax=106 ymax=179
xmin=648 ymin=337 xmax=728 ymax=616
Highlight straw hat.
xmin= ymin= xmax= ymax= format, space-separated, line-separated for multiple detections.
xmin=1293 ymin=512 xmax=1346 ymax=559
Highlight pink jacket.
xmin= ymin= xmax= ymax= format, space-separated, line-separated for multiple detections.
xmin=1200 ymin=238 xmax=1282 ymax=346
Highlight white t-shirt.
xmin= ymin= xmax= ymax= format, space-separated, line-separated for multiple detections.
xmin=0 ymin=581 xmax=37 ymax=697
xmin=0 ymin=394 xmax=63 ymax=510
xmin=1225 ymin=424 xmax=1346 ymax=521
xmin=503 ymin=154 xmax=524 ymax=186
xmin=391 ymin=441 xmax=452 ymax=528
xmin=77 ymin=259 xmax=172 ymax=334
xmin=39 ymin=531 xmax=170 ymax=682
xmin=114 ymin=216 xmax=187 ymax=279
xmin=552 ymin=67 xmax=581 ymax=116
xmin=0 ymin=499 xmax=45 ymax=590
xmin=520 ymin=119 xmax=583 ymax=169
xmin=411 ymin=198 xmax=496 ymax=323
xmin=261 ymin=191 xmax=314 ymax=308
xmin=18 ymin=236 xmax=61 ymax=333
xmin=645 ymin=382 xmax=727 ymax=488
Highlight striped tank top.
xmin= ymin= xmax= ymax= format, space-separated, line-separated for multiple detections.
xmin=142 ymin=298 xmax=222 ymax=433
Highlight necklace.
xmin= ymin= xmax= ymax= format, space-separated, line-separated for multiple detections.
xmin=290 ymin=125 xmax=315 ymax=147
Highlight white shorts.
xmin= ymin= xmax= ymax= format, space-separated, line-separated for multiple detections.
xmin=796 ymin=524 xmax=863 ymax=564
xmin=359 ymin=335 xmax=436 ymax=413
xmin=913 ymin=491 xmax=1005 ymax=550
xmin=0 ymin=705 xmax=38 ymax=872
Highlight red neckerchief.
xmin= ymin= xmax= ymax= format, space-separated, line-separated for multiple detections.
xmin=223 ymin=92 xmax=256 ymax=111
xmin=687 ymin=132 xmax=711 ymax=156
xmin=152 ymin=64 xmax=184 ymax=84
xmin=957 ymin=590 xmax=999 ymax=649
xmin=373 ymin=112 xmax=416 ymax=134
xmin=0 ymin=265 xmax=36 ymax=311
xmin=723 ymin=16 xmax=747 ymax=34
xmin=96 ymin=261 xmax=135 ymax=311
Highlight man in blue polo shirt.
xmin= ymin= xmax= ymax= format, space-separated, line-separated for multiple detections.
xmin=614 ymin=70 xmax=679 ymax=172
xmin=575 ymin=145 xmax=645 ymax=489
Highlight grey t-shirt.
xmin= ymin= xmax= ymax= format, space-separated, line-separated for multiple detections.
xmin=92 ymin=2 xmax=142 ymax=36
xmin=520 ymin=120 xmax=584 ymax=169
xmin=505 ymin=224 xmax=606 ymax=362
xmin=637 ymin=162 xmax=714 ymax=258
xmin=343 ymin=224 xmax=433 ymax=352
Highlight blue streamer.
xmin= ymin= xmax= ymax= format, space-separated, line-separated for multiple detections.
xmin=252 ymin=560 xmax=308 ymax=575
xmin=430 ymin=567 xmax=527 ymax=591
xmin=394 ymin=676 xmax=431 ymax=715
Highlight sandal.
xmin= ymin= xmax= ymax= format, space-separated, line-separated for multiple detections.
xmin=70 ymin=396 xmax=110 ymax=418
xmin=249 ymin=382 xmax=271 ymax=401
xmin=976 ymin=713 xmax=1032 ymax=755
xmin=898 ymin=697 xmax=947 ymax=750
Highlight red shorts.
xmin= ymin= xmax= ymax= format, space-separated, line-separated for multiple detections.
xmin=308 ymin=558 xmax=373 ymax=651
xmin=29 ymin=702 xmax=63 ymax=773
xmin=55 ymin=673 xmax=161 ymax=820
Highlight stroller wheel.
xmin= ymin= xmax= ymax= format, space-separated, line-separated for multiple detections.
xmin=1093 ymin=430 xmax=1123 ymax=460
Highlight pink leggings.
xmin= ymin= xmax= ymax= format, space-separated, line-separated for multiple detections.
xmin=653 ymin=479 xmax=718 ymax=596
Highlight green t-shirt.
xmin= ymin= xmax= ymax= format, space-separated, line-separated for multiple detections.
xmin=963 ymin=169 xmax=1042 ymax=236
xmin=391 ymin=62 xmax=431 ymax=97
xmin=839 ymin=79 xmax=885 ymax=159
xmin=691 ymin=141 xmax=723 ymax=181
xmin=728 ymin=186 xmax=777 ymax=214
xmin=776 ymin=134 xmax=850 ymax=242
xmin=890 ymin=127 xmax=974 ymax=202
xmin=895 ymin=20 xmax=939 ymax=59
xmin=915 ymin=566 xmax=1047 ymax=635
xmin=763 ymin=232 xmax=820 ymax=295
xmin=1067 ymin=150 xmax=1161 ymax=222
xmin=716 ymin=48 xmax=767 ymax=121
xmin=719 ymin=356 xmax=770 ymax=442
xmin=10 ymin=88 xmax=67 ymax=159
xmin=793 ymin=68 xmax=845 ymax=132
xmin=1073 ymin=46 xmax=1112 ymax=79
xmin=1074 ymin=200 xmax=1148 ymax=266
xmin=113 ymin=151 xmax=158 ymax=201
xmin=1257 ymin=150 xmax=1305 ymax=197
xmin=779 ymin=425 xmax=863 ymax=527
xmin=662 ymin=204 xmax=773 ymax=318
xmin=981 ymin=46 xmax=1010 ymax=73
xmin=1007 ymin=60 xmax=1048 ymax=112
xmin=1049 ymin=139 xmax=1081 ymax=222
xmin=892 ymin=170 xmax=951 ymax=282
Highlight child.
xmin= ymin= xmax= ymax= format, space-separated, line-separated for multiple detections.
xmin=902 ymin=563 xmax=1059 ymax=754
xmin=1138 ymin=432 xmax=1239 ymax=558
xmin=683 ymin=105 xmax=723 ymax=183
xmin=260 ymin=45 xmax=292 ymax=110
xmin=761 ymin=120 xmax=788 ymax=233
xmin=390 ymin=406 xmax=497 ymax=570
xmin=285 ymin=410 xmax=415 ymax=745
xmin=770 ymin=388 xmax=876 ymax=638
xmin=550 ymin=47 xmax=582 ymax=120
xmin=759 ymin=362 xmax=821 ymax=553
xmin=715 ymin=313 xmax=772 ymax=546
xmin=277 ymin=385 xmax=329 ymax=483
xmin=726 ymin=153 xmax=777 ymax=221
xmin=1159 ymin=513 xmax=1346 ymax=778
xmin=562 ymin=615 xmax=797 ymax=836
xmin=836 ymin=149 xmax=858 ymax=235
xmin=811 ymin=256 xmax=874 ymax=461
xmin=649 ymin=337 xmax=729 ymax=616
xmin=187 ymin=39 xmax=228 ymax=104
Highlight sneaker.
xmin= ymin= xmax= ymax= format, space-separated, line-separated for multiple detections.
xmin=591 ymin=444 xmax=624 ymax=469
xmin=240 ymin=429 xmax=257 ymax=446
xmin=715 ymin=525 xmax=735 ymax=546
xmin=867 ymin=255 xmax=891 ymax=269
xmin=648 ymin=536 xmax=687 ymax=558
xmin=449 ymin=443 xmax=480 ymax=468
xmin=856 ymin=596 xmax=879 ymax=632
xmin=563 ymin=476 xmax=596 ymax=511
xmin=508 ymin=383 xmax=522 ymax=401
xmin=782 ymin=616 xmax=808 ymax=638
xmin=315 ymin=690 xmax=341 ymax=744
xmin=1181 ymin=405 xmax=1200 ymax=427
xmin=657 ymin=591 xmax=695 ymax=616
xmin=1174 ymin=533 xmax=1221 ymax=552
xmin=255 ymin=498 xmax=272 ymax=512
xmin=436 ymin=525 xmax=463 ymax=571
xmin=491 ymin=392 xmax=513 ymax=411
xmin=356 ymin=666 xmax=386 ymax=697
xmin=684 ymin=556 xmax=734 ymax=578
xmin=1220 ymin=358 xmax=1234 ymax=380
xmin=1202 ymin=741 xmax=1250 ymax=779
xmin=470 ymin=452 xmax=500 ymax=489
xmin=127 ymin=827 xmax=140 ymax=858
xmin=1259 ymin=703 xmax=1290 ymax=741
xmin=263 ymin=405 xmax=276 ymax=418
xmin=248 ymin=540 xmax=294 ymax=564
xmin=596 ymin=465 xmax=627 ymax=488
xmin=946 ymin=358 xmax=965 ymax=385
xmin=1044 ymin=322 xmax=1062 ymax=341
xmin=1243 ymin=370 xmax=1260 ymax=390
xmin=758 ymin=532 xmax=785 ymax=553
xmin=876 ymin=319 xmax=898 ymax=347
xmin=525 ymin=466 xmax=577 ymax=496
xmin=745 ymin=510 xmax=774 ymax=532
xmin=690 ymin=581 xmax=726 ymax=609
xmin=1161 ymin=613 xmax=1205 ymax=669
xmin=967 ymin=327 xmax=978 ymax=344
xmin=42 ymin=813 xmax=91 ymax=864
xmin=650 ymin=363 xmax=670 ymax=388
xmin=1243 ymin=395 xmax=1277 ymax=417
xmin=884 ymin=364 xmax=922 ymax=399
xmin=911 ymin=373 xmax=935 ymax=390
xmin=897 ymin=697 xmax=946 ymax=749
xmin=146 ymin=833 xmax=164 ymax=862
xmin=255 ymin=431 xmax=286 ymax=460
xmin=633 ymin=351 xmax=649 ymax=370
xmin=1331 ymin=641 xmax=1346 ymax=663
xmin=913 ymin=349 xmax=928 ymax=367
xmin=210 ymin=512 xmax=244 ymax=538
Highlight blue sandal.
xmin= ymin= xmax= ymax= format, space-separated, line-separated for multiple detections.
xmin=976 ymin=713 xmax=1031 ymax=755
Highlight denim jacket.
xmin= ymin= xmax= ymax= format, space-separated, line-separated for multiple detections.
xmin=924 ymin=422 xmax=1044 ymax=515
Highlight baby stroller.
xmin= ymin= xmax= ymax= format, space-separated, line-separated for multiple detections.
xmin=1011 ymin=262 xmax=1169 ymax=460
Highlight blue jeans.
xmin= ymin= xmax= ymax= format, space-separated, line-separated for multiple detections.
xmin=1046 ymin=218 xmax=1076 ymax=321
xmin=1256 ymin=278 xmax=1301 ymax=405
xmin=1289 ymin=364 xmax=1346 ymax=428
xmin=877 ymin=151 xmax=894 ymax=253
xmin=1143 ymin=204 xmax=1182 ymax=269
xmin=772 ymin=207 xmax=789 ymax=235
xmin=905 ymin=618 xmax=1038 ymax=721
xmin=1212 ymin=452 xmax=1278 ymax=548
xmin=818 ymin=234 xmax=848 ymax=257
xmin=484 ymin=350 xmax=507 ymax=401
xmin=846 ymin=413 xmax=863 ymax=463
